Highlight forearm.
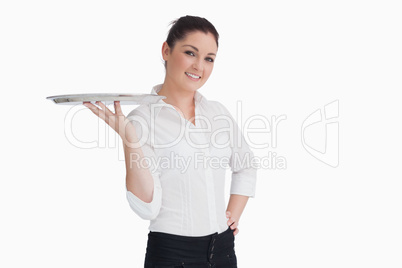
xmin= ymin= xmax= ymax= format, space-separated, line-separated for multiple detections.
xmin=83 ymin=101 xmax=156 ymax=204
xmin=122 ymin=137 xmax=154 ymax=203
xmin=226 ymin=194 xmax=249 ymax=223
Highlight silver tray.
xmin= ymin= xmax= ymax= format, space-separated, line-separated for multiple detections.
xmin=46 ymin=93 xmax=166 ymax=105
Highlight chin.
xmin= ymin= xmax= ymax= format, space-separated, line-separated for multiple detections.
xmin=185 ymin=82 xmax=203 ymax=92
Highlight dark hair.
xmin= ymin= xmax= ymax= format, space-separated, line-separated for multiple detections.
xmin=166 ymin=15 xmax=219 ymax=49
xmin=164 ymin=15 xmax=219 ymax=67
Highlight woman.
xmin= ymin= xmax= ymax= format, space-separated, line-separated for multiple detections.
xmin=84 ymin=15 xmax=257 ymax=268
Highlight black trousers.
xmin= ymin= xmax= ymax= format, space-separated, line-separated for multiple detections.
xmin=144 ymin=227 xmax=237 ymax=268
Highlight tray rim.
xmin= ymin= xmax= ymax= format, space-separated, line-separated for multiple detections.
xmin=46 ymin=93 xmax=166 ymax=105
xmin=46 ymin=93 xmax=165 ymax=99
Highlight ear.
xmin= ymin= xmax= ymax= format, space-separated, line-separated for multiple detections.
xmin=161 ymin=41 xmax=171 ymax=61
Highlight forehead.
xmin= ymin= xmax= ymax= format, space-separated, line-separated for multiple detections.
xmin=178 ymin=31 xmax=218 ymax=53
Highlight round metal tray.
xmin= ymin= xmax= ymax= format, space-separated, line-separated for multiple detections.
xmin=46 ymin=93 xmax=166 ymax=105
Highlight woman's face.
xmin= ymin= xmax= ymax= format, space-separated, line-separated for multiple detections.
xmin=162 ymin=31 xmax=218 ymax=93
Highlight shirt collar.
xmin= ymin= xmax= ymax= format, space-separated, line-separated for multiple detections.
xmin=151 ymin=84 xmax=204 ymax=105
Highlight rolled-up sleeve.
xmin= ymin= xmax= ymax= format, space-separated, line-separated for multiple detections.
xmin=125 ymin=109 xmax=162 ymax=220
xmin=218 ymin=102 xmax=257 ymax=198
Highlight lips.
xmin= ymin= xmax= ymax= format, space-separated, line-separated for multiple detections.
xmin=185 ymin=72 xmax=201 ymax=80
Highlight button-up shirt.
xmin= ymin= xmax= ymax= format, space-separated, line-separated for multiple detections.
xmin=126 ymin=84 xmax=257 ymax=236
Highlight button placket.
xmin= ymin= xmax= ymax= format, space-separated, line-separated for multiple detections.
xmin=202 ymin=146 xmax=218 ymax=233
xmin=208 ymin=236 xmax=216 ymax=262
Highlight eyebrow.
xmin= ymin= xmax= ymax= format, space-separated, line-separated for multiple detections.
xmin=182 ymin=45 xmax=216 ymax=56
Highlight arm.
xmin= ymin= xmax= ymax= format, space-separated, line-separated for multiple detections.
xmin=226 ymin=194 xmax=249 ymax=235
xmin=123 ymin=120 xmax=163 ymax=220
xmin=217 ymin=101 xmax=257 ymax=235
xmin=84 ymin=101 xmax=162 ymax=220
xmin=123 ymin=139 xmax=154 ymax=203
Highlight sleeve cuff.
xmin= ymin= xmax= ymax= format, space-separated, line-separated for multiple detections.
xmin=126 ymin=176 xmax=162 ymax=220
xmin=230 ymin=167 xmax=257 ymax=198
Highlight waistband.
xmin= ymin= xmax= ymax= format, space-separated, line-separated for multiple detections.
xmin=145 ymin=226 xmax=235 ymax=263
xmin=148 ymin=226 xmax=232 ymax=241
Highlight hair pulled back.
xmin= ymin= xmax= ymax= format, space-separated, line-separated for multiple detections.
xmin=166 ymin=15 xmax=219 ymax=50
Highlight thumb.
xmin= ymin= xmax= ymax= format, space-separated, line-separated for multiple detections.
xmin=226 ymin=211 xmax=231 ymax=218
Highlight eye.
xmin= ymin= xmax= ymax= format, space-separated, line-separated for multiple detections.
xmin=185 ymin=51 xmax=195 ymax=56
xmin=205 ymin=57 xmax=214 ymax=63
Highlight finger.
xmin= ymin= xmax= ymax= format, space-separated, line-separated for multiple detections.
xmin=227 ymin=217 xmax=237 ymax=228
xmin=226 ymin=211 xmax=234 ymax=225
xmin=83 ymin=102 xmax=106 ymax=122
xmin=96 ymin=101 xmax=114 ymax=116
xmin=229 ymin=220 xmax=238 ymax=230
xmin=233 ymin=228 xmax=239 ymax=236
xmin=226 ymin=211 xmax=231 ymax=219
xmin=96 ymin=101 xmax=114 ymax=124
xmin=83 ymin=101 xmax=97 ymax=109
xmin=114 ymin=101 xmax=123 ymax=115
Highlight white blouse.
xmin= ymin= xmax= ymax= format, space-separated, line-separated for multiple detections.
xmin=125 ymin=84 xmax=257 ymax=236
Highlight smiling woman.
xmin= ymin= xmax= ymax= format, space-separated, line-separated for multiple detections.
xmin=83 ymin=15 xmax=257 ymax=268
xmin=158 ymin=30 xmax=218 ymax=124
xmin=158 ymin=17 xmax=219 ymax=125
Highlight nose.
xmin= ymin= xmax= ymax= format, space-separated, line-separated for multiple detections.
xmin=192 ymin=58 xmax=203 ymax=72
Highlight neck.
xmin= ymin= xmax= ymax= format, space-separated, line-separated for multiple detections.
xmin=158 ymin=79 xmax=196 ymax=109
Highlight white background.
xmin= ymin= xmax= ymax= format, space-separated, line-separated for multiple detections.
xmin=1 ymin=0 xmax=401 ymax=267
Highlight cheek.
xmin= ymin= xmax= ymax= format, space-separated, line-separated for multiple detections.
xmin=175 ymin=55 xmax=192 ymax=71
xmin=168 ymin=54 xmax=187 ymax=75
xmin=203 ymin=64 xmax=214 ymax=78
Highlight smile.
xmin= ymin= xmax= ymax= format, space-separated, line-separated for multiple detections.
xmin=185 ymin=72 xmax=201 ymax=80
